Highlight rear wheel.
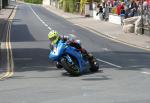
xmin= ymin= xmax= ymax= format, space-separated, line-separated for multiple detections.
xmin=61 ymin=57 xmax=80 ymax=76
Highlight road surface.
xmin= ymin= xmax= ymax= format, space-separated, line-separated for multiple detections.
xmin=0 ymin=2 xmax=150 ymax=103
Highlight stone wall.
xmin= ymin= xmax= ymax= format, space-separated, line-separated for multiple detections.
xmin=122 ymin=16 xmax=150 ymax=35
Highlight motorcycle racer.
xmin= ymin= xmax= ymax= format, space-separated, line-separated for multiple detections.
xmin=48 ymin=30 xmax=92 ymax=58
xmin=48 ymin=30 xmax=100 ymax=73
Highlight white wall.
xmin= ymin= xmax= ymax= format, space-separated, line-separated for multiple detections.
xmin=109 ymin=14 xmax=121 ymax=24
xmin=43 ymin=0 xmax=50 ymax=6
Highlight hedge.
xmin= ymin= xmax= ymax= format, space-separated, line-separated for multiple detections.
xmin=24 ymin=0 xmax=43 ymax=4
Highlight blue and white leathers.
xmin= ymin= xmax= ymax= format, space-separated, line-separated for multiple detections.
xmin=49 ymin=40 xmax=90 ymax=74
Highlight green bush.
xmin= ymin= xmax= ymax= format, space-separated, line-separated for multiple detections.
xmin=24 ymin=0 xmax=43 ymax=4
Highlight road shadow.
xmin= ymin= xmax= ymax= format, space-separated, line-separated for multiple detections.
xmin=1 ymin=28 xmax=150 ymax=75
xmin=11 ymin=48 xmax=56 ymax=72
xmin=0 ymin=19 xmax=8 ymax=40
xmin=11 ymin=24 xmax=35 ymax=42
xmin=61 ymin=70 xmax=103 ymax=77
xmin=2 ymin=47 xmax=150 ymax=73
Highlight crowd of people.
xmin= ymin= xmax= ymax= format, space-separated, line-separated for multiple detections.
xmin=96 ymin=0 xmax=150 ymax=20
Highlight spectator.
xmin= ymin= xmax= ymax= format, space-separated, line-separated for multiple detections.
xmin=121 ymin=2 xmax=126 ymax=14
xmin=137 ymin=0 xmax=142 ymax=16
xmin=128 ymin=0 xmax=138 ymax=17
xmin=116 ymin=2 xmax=122 ymax=15
xmin=96 ymin=3 xmax=103 ymax=15
xmin=143 ymin=0 xmax=148 ymax=10
xmin=114 ymin=0 xmax=118 ymax=7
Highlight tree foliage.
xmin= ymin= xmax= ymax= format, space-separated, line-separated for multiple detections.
xmin=61 ymin=0 xmax=75 ymax=13
xmin=24 ymin=0 xmax=43 ymax=4
xmin=60 ymin=0 xmax=102 ymax=13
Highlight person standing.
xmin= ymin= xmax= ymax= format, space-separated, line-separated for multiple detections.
xmin=128 ymin=0 xmax=138 ymax=17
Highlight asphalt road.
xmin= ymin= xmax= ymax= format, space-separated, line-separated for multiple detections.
xmin=0 ymin=2 xmax=150 ymax=103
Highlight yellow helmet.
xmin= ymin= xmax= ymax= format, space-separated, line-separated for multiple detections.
xmin=48 ymin=30 xmax=59 ymax=45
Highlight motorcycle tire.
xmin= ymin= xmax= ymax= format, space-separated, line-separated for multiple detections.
xmin=89 ymin=58 xmax=99 ymax=72
xmin=61 ymin=57 xmax=80 ymax=76
xmin=56 ymin=62 xmax=63 ymax=69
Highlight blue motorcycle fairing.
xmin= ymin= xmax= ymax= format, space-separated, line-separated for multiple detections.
xmin=49 ymin=40 xmax=66 ymax=61
xmin=64 ymin=46 xmax=90 ymax=73
xmin=49 ymin=40 xmax=90 ymax=74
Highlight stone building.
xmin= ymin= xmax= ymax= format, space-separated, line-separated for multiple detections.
xmin=0 ymin=0 xmax=9 ymax=9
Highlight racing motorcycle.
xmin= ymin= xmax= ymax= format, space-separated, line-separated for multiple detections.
xmin=48 ymin=39 xmax=99 ymax=76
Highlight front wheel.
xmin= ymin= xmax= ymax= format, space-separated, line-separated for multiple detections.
xmin=89 ymin=58 xmax=99 ymax=72
xmin=61 ymin=57 xmax=80 ymax=76
xmin=55 ymin=62 xmax=63 ymax=69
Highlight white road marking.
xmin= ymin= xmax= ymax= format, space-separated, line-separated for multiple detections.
xmin=101 ymin=48 xmax=110 ymax=51
xmin=44 ymin=23 xmax=48 ymax=27
xmin=29 ymin=5 xmax=52 ymax=31
xmin=96 ymin=58 xmax=122 ymax=69
xmin=141 ymin=72 xmax=150 ymax=75
xmin=48 ymin=27 xmax=52 ymax=30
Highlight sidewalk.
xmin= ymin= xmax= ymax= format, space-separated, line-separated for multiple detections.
xmin=0 ymin=5 xmax=14 ymax=40
xmin=44 ymin=5 xmax=150 ymax=51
